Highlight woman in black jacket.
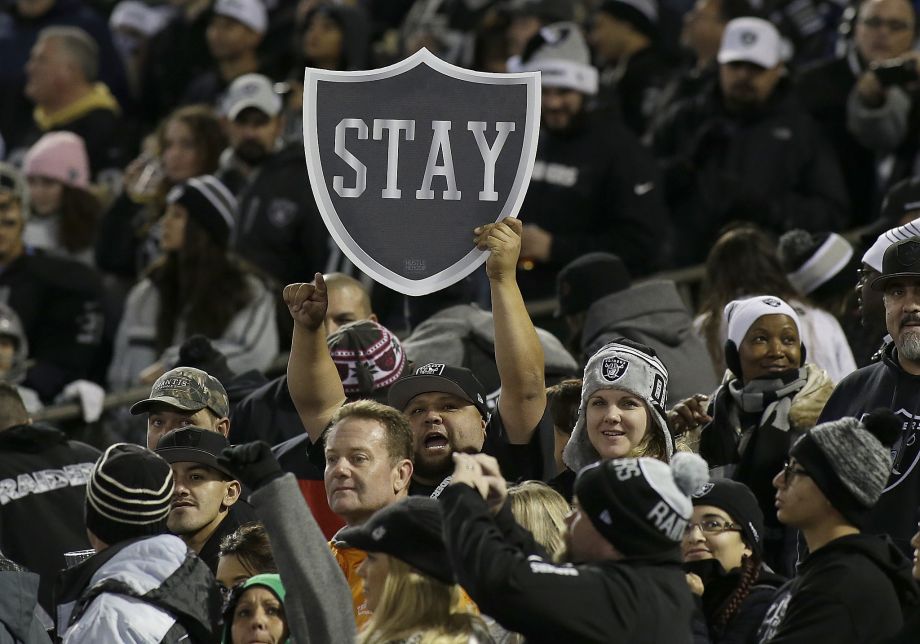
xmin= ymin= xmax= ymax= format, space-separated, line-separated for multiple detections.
xmin=682 ymin=479 xmax=785 ymax=644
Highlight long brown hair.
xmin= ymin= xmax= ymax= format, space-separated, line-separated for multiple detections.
xmin=58 ymin=184 xmax=100 ymax=252
xmin=148 ymin=217 xmax=253 ymax=352
xmin=156 ymin=105 xmax=226 ymax=192
xmin=698 ymin=226 xmax=805 ymax=372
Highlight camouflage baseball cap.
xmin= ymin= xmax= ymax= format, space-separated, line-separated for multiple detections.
xmin=129 ymin=367 xmax=229 ymax=418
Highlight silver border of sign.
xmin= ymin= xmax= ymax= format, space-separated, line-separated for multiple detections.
xmin=303 ymin=47 xmax=541 ymax=296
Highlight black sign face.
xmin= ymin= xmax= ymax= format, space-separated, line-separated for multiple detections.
xmin=303 ymin=48 xmax=540 ymax=295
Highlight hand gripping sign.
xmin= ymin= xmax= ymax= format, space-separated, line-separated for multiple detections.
xmin=303 ymin=48 xmax=540 ymax=296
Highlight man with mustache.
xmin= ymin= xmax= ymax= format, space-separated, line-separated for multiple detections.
xmin=650 ymin=16 xmax=848 ymax=267
xmin=818 ymin=237 xmax=920 ymax=558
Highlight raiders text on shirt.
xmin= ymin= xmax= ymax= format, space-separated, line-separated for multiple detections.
xmin=0 ymin=463 xmax=95 ymax=505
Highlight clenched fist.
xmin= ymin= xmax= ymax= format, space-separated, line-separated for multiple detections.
xmin=474 ymin=217 xmax=523 ymax=282
xmin=284 ymin=273 xmax=328 ymax=331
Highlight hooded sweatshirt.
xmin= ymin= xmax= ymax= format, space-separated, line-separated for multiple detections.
xmin=581 ymin=280 xmax=718 ymax=407
xmin=755 ymin=533 xmax=920 ymax=643
xmin=817 ymin=343 xmax=920 ymax=554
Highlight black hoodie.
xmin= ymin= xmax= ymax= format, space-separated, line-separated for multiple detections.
xmin=755 ymin=533 xmax=920 ymax=643
xmin=818 ymin=343 xmax=920 ymax=555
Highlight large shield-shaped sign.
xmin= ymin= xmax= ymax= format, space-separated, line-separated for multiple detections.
xmin=303 ymin=48 xmax=540 ymax=296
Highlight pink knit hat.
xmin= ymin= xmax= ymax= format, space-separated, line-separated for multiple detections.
xmin=23 ymin=132 xmax=90 ymax=190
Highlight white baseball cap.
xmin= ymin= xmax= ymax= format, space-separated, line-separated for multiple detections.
xmin=214 ymin=0 xmax=267 ymax=35
xmin=223 ymin=73 xmax=282 ymax=120
xmin=110 ymin=1 xmax=172 ymax=37
xmin=717 ymin=17 xmax=781 ymax=69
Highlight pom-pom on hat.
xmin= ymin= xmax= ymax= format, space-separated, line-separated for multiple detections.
xmin=562 ymin=339 xmax=672 ymax=473
xmin=85 ymin=443 xmax=174 ymax=545
xmin=23 ymin=132 xmax=90 ymax=190
xmin=327 ymin=320 xmax=407 ymax=402
xmin=789 ymin=409 xmax=898 ymax=528
xmin=575 ymin=453 xmax=709 ymax=557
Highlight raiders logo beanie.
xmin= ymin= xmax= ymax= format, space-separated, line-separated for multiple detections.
xmin=85 ymin=444 xmax=174 ymax=546
xmin=691 ymin=478 xmax=764 ymax=559
xmin=575 ymin=453 xmax=709 ymax=557
xmin=563 ymin=339 xmax=672 ymax=472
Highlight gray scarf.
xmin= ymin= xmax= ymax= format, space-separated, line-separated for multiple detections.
xmin=726 ymin=368 xmax=809 ymax=433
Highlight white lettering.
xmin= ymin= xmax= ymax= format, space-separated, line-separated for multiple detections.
xmin=373 ymin=119 xmax=415 ymax=199
xmin=416 ymin=121 xmax=461 ymax=201
xmin=333 ymin=118 xmax=368 ymax=198
xmin=468 ymin=121 xmax=514 ymax=201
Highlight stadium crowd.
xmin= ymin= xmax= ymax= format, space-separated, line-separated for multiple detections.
xmin=0 ymin=0 xmax=920 ymax=641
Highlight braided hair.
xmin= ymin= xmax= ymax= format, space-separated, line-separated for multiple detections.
xmin=713 ymin=554 xmax=761 ymax=630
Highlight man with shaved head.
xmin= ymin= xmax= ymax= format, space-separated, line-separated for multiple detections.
xmin=323 ymin=273 xmax=377 ymax=335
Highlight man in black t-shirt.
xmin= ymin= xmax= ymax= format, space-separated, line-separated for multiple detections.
xmin=284 ymin=218 xmax=551 ymax=495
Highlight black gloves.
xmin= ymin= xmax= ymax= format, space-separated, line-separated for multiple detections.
xmin=218 ymin=441 xmax=285 ymax=491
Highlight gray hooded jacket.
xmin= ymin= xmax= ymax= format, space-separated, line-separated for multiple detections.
xmin=581 ymin=281 xmax=717 ymax=407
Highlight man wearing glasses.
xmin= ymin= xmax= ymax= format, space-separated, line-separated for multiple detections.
xmin=754 ymin=412 xmax=917 ymax=642
xmin=797 ymin=0 xmax=917 ymax=224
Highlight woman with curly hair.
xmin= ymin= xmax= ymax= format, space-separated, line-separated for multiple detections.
xmin=682 ymin=479 xmax=785 ymax=644
xmin=107 ymin=174 xmax=278 ymax=390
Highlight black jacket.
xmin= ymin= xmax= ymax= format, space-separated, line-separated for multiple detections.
xmin=796 ymin=54 xmax=879 ymax=225
xmin=651 ymin=81 xmax=848 ymax=266
xmin=230 ymin=375 xmax=304 ymax=447
xmin=0 ymin=424 xmax=100 ymax=613
xmin=233 ymin=145 xmax=333 ymax=288
xmin=755 ymin=533 xmax=919 ymax=643
xmin=441 ymin=484 xmax=695 ymax=643
xmin=517 ymin=110 xmax=670 ymax=300
xmin=597 ymin=46 xmax=677 ymax=136
xmin=0 ymin=251 xmax=107 ymax=400
xmin=818 ymin=343 xmax=920 ymax=554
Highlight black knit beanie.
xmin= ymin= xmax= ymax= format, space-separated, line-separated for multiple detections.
xmin=85 ymin=444 xmax=174 ymax=545
xmin=574 ymin=453 xmax=709 ymax=558
xmin=166 ymin=175 xmax=237 ymax=248
xmin=691 ymin=478 xmax=764 ymax=559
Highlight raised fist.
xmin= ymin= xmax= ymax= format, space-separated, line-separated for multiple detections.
xmin=474 ymin=217 xmax=523 ymax=282
xmin=283 ymin=272 xmax=328 ymax=331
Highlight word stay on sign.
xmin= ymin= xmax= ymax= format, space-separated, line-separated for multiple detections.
xmin=333 ymin=119 xmax=516 ymax=202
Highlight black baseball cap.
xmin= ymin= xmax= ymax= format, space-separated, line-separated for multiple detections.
xmin=155 ymin=426 xmax=235 ymax=479
xmin=337 ymin=497 xmax=454 ymax=584
xmin=871 ymin=237 xmax=920 ymax=291
xmin=387 ymin=363 xmax=489 ymax=418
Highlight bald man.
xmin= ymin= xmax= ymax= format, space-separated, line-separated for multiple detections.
xmin=323 ymin=273 xmax=377 ymax=335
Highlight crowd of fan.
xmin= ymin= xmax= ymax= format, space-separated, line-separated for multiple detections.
xmin=0 ymin=0 xmax=920 ymax=642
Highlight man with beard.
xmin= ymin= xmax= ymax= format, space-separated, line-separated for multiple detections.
xmin=507 ymin=22 xmax=669 ymax=303
xmin=818 ymin=237 xmax=920 ymax=557
xmin=285 ymin=218 xmax=551 ymax=496
xmin=651 ymin=17 xmax=848 ymax=267
xmin=440 ymin=451 xmax=706 ymax=642
xmin=220 ymin=73 xmax=332 ymax=287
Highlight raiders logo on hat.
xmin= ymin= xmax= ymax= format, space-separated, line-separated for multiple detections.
xmin=415 ymin=363 xmax=445 ymax=376
xmin=651 ymin=373 xmax=666 ymax=407
xmin=601 ymin=356 xmax=629 ymax=382
xmin=762 ymin=297 xmax=782 ymax=307
xmin=692 ymin=482 xmax=715 ymax=498
xmin=896 ymin=239 xmax=920 ymax=267
xmin=372 ymin=526 xmax=386 ymax=541
xmin=740 ymin=31 xmax=757 ymax=45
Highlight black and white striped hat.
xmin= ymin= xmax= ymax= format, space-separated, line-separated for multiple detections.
xmin=167 ymin=174 xmax=237 ymax=247
xmin=85 ymin=443 xmax=174 ymax=545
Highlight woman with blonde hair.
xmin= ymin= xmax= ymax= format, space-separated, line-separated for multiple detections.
xmin=507 ymin=481 xmax=569 ymax=560
xmin=552 ymin=338 xmax=675 ymax=500
xmin=340 ymin=496 xmax=490 ymax=644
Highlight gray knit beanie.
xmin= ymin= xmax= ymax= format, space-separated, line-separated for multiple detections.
xmin=563 ymin=340 xmax=672 ymax=472
xmin=789 ymin=410 xmax=899 ymax=527
xmin=507 ymin=22 xmax=599 ymax=94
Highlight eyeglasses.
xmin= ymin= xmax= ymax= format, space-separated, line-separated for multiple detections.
xmin=860 ymin=16 xmax=912 ymax=32
xmin=782 ymin=461 xmax=810 ymax=486
xmin=684 ymin=518 xmax=743 ymax=536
